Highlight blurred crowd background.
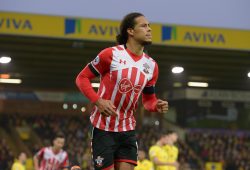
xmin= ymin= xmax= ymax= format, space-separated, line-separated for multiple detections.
xmin=0 ymin=112 xmax=249 ymax=170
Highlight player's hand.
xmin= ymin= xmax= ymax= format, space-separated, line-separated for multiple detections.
xmin=95 ymin=98 xmax=117 ymax=117
xmin=71 ymin=165 xmax=81 ymax=170
xmin=156 ymin=99 xmax=168 ymax=113
xmin=173 ymin=162 xmax=179 ymax=169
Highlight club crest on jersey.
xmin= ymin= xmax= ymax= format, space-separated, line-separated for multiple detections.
xmin=143 ymin=63 xmax=150 ymax=74
xmin=118 ymin=78 xmax=141 ymax=94
xmin=93 ymin=56 xmax=100 ymax=65
xmin=95 ymin=156 xmax=104 ymax=167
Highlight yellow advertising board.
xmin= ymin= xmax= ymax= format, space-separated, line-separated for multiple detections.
xmin=205 ymin=162 xmax=223 ymax=170
xmin=158 ymin=24 xmax=250 ymax=51
xmin=0 ymin=12 xmax=64 ymax=37
xmin=0 ymin=12 xmax=249 ymax=51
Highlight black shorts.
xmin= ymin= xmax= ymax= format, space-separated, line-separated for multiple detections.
xmin=91 ymin=127 xmax=138 ymax=170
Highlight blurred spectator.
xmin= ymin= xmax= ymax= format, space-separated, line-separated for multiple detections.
xmin=3 ymin=113 xmax=250 ymax=170
xmin=11 ymin=152 xmax=27 ymax=170
xmin=0 ymin=138 xmax=14 ymax=170
xmin=187 ymin=129 xmax=250 ymax=170
xmin=33 ymin=132 xmax=69 ymax=170
xmin=135 ymin=149 xmax=153 ymax=170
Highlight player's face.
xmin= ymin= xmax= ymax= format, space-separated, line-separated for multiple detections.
xmin=138 ymin=150 xmax=146 ymax=161
xmin=19 ymin=152 xmax=27 ymax=164
xmin=171 ymin=133 xmax=178 ymax=143
xmin=162 ymin=135 xmax=170 ymax=145
xmin=53 ymin=137 xmax=65 ymax=150
xmin=131 ymin=16 xmax=152 ymax=45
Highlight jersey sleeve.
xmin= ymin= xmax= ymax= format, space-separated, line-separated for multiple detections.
xmin=76 ymin=65 xmax=100 ymax=103
xmin=36 ymin=147 xmax=45 ymax=159
xmin=141 ymin=160 xmax=154 ymax=170
xmin=142 ymin=93 xmax=158 ymax=112
xmin=75 ymin=47 xmax=113 ymax=103
xmin=149 ymin=146 xmax=159 ymax=161
xmin=61 ymin=153 xmax=69 ymax=168
xmin=145 ymin=160 xmax=154 ymax=170
xmin=148 ymin=161 xmax=154 ymax=170
xmin=173 ymin=146 xmax=179 ymax=160
xmin=89 ymin=47 xmax=113 ymax=76
xmin=11 ymin=163 xmax=18 ymax=170
xmin=142 ymin=62 xmax=158 ymax=112
xmin=145 ymin=61 xmax=159 ymax=88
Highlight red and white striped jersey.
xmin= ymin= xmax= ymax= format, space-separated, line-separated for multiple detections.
xmin=89 ymin=45 xmax=158 ymax=132
xmin=36 ymin=147 xmax=69 ymax=170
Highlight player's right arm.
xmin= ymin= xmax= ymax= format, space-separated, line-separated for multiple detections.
xmin=75 ymin=48 xmax=117 ymax=117
xmin=152 ymin=157 xmax=179 ymax=167
xmin=61 ymin=152 xmax=69 ymax=170
xmin=149 ymin=146 xmax=179 ymax=168
xmin=11 ymin=163 xmax=18 ymax=170
xmin=33 ymin=156 xmax=39 ymax=170
xmin=33 ymin=148 xmax=44 ymax=170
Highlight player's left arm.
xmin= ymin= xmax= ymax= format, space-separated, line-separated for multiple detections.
xmin=142 ymin=62 xmax=168 ymax=113
xmin=11 ymin=163 xmax=17 ymax=170
xmin=61 ymin=153 xmax=69 ymax=170
xmin=174 ymin=146 xmax=179 ymax=160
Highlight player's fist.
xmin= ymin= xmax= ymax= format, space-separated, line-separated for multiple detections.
xmin=71 ymin=165 xmax=81 ymax=170
xmin=156 ymin=99 xmax=168 ymax=113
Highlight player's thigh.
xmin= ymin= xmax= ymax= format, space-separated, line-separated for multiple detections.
xmin=92 ymin=128 xmax=116 ymax=170
xmin=115 ymin=162 xmax=135 ymax=170
xmin=114 ymin=130 xmax=138 ymax=165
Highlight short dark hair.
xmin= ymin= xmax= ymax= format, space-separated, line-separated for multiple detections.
xmin=116 ymin=12 xmax=144 ymax=45
xmin=54 ymin=132 xmax=65 ymax=140
xmin=157 ymin=129 xmax=175 ymax=139
xmin=165 ymin=130 xmax=175 ymax=135
xmin=17 ymin=151 xmax=26 ymax=158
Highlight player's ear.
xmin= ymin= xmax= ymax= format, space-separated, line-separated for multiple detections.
xmin=127 ymin=28 xmax=134 ymax=36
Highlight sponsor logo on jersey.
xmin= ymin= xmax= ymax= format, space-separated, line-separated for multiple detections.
xmin=118 ymin=78 xmax=141 ymax=94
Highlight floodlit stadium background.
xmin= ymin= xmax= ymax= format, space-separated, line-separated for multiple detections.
xmin=0 ymin=0 xmax=250 ymax=170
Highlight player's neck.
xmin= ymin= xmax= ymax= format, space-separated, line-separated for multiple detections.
xmin=166 ymin=141 xmax=172 ymax=145
xmin=156 ymin=141 xmax=163 ymax=147
xmin=126 ymin=40 xmax=144 ymax=56
xmin=168 ymin=141 xmax=174 ymax=145
xmin=52 ymin=146 xmax=60 ymax=154
xmin=18 ymin=160 xmax=24 ymax=165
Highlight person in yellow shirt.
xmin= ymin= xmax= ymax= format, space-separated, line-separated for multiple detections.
xmin=163 ymin=131 xmax=179 ymax=170
xmin=149 ymin=130 xmax=179 ymax=170
xmin=135 ymin=149 xmax=153 ymax=170
xmin=11 ymin=152 xmax=27 ymax=170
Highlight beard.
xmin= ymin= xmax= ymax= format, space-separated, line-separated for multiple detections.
xmin=141 ymin=40 xmax=152 ymax=46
